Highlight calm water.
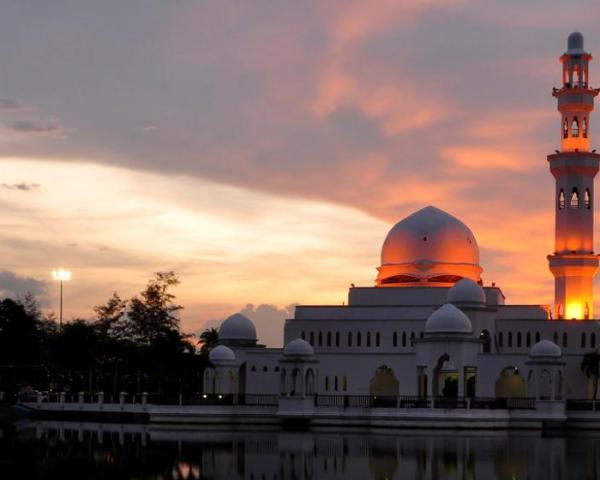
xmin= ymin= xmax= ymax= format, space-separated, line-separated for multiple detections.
xmin=2 ymin=421 xmax=600 ymax=479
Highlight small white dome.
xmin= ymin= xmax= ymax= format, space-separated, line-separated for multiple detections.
xmin=284 ymin=338 xmax=314 ymax=357
xmin=425 ymin=303 xmax=472 ymax=334
xmin=448 ymin=278 xmax=486 ymax=305
xmin=209 ymin=344 xmax=236 ymax=362
xmin=530 ymin=340 xmax=562 ymax=358
xmin=218 ymin=313 xmax=257 ymax=341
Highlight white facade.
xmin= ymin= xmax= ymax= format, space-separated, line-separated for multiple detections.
xmin=204 ymin=33 xmax=600 ymax=406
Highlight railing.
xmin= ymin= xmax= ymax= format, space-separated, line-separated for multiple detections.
xmin=315 ymin=395 xmax=535 ymax=410
xmin=566 ymin=399 xmax=598 ymax=411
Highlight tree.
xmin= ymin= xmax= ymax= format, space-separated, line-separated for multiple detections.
xmin=127 ymin=271 xmax=183 ymax=345
xmin=198 ymin=327 xmax=219 ymax=356
xmin=581 ymin=350 xmax=600 ymax=400
xmin=93 ymin=292 xmax=128 ymax=339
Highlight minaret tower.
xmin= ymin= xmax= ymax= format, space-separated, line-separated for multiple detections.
xmin=548 ymin=32 xmax=600 ymax=320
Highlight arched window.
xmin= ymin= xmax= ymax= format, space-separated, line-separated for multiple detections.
xmin=325 ymin=376 xmax=329 ymax=391
xmin=342 ymin=376 xmax=348 ymax=391
xmin=309 ymin=332 xmax=314 ymax=345
xmin=334 ymin=376 xmax=339 ymax=391
xmin=563 ymin=118 xmax=569 ymax=138
xmin=563 ymin=332 xmax=568 ymax=348
xmin=553 ymin=331 xmax=559 ymax=344
xmin=498 ymin=332 xmax=503 ymax=348
xmin=517 ymin=332 xmax=522 ymax=348
xmin=571 ymin=188 xmax=579 ymax=209
xmin=592 ymin=332 xmax=597 ymax=348
xmin=420 ymin=332 xmax=424 ymax=338
xmin=410 ymin=332 xmax=415 ymax=345
xmin=251 ymin=365 xmax=256 ymax=372
xmin=318 ymin=331 xmax=323 ymax=346
xmin=301 ymin=331 xmax=305 ymax=340
xmin=366 ymin=332 xmax=371 ymax=347
xmin=275 ymin=366 xmax=280 ymax=372
xmin=347 ymin=332 xmax=352 ymax=347
xmin=526 ymin=332 xmax=531 ymax=347
xmin=581 ymin=332 xmax=587 ymax=349
xmin=327 ymin=331 xmax=332 ymax=347
xmin=402 ymin=332 xmax=407 ymax=347
xmin=535 ymin=332 xmax=541 ymax=343
xmin=508 ymin=332 xmax=513 ymax=348
xmin=559 ymin=189 xmax=565 ymax=209
xmin=357 ymin=332 xmax=362 ymax=347
xmin=393 ymin=332 xmax=398 ymax=347
xmin=585 ymin=302 xmax=590 ymax=319
xmin=572 ymin=117 xmax=580 ymax=137
xmin=263 ymin=366 xmax=268 ymax=372
xmin=335 ymin=332 xmax=340 ymax=347
xmin=376 ymin=332 xmax=380 ymax=347
xmin=557 ymin=304 xmax=564 ymax=320
xmin=585 ymin=189 xmax=591 ymax=209
xmin=583 ymin=117 xmax=588 ymax=138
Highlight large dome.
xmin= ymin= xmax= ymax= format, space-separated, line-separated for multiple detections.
xmin=425 ymin=303 xmax=473 ymax=334
xmin=218 ymin=313 xmax=257 ymax=342
xmin=377 ymin=206 xmax=482 ymax=286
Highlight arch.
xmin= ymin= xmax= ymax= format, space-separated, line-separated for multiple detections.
xmin=583 ymin=117 xmax=588 ymax=138
xmin=553 ymin=331 xmax=559 ymax=344
xmin=357 ymin=332 xmax=362 ymax=347
xmin=563 ymin=118 xmax=569 ymax=139
xmin=290 ymin=368 xmax=301 ymax=396
xmin=495 ymin=367 xmax=527 ymax=398
xmin=410 ymin=332 xmax=415 ymax=344
xmin=508 ymin=332 xmax=513 ymax=348
xmin=517 ymin=332 xmax=522 ymax=348
xmin=369 ymin=365 xmax=399 ymax=396
xmin=280 ymin=369 xmax=287 ymax=395
xmin=263 ymin=365 xmax=268 ymax=372
xmin=334 ymin=376 xmax=339 ymax=391
xmin=342 ymin=376 xmax=348 ymax=391
xmin=376 ymin=332 xmax=381 ymax=347
xmin=535 ymin=332 xmax=541 ymax=343
xmin=402 ymin=332 xmax=407 ymax=347
xmin=326 ymin=331 xmax=331 ymax=347
xmin=309 ymin=332 xmax=314 ymax=345
xmin=571 ymin=188 xmax=580 ymax=209
xmin=498 ymin=331 xmax=503 ymax=348
xmin=526 ymin=332 xmax=531 ymax=348
xmin=335 ymin=332 xmax=340 ymax=347
xmin=393 ymin=332 xmax=398 ymax=347
xmin=366 ymin=332 xmax=371 ymax=347
xmin=572 ymin=117 xmax=580 ymax=137
xmin=305 ymin=369 xmax=316 ymax=395
xmin=581 ymin=332 xmax=587 ymax=349
xmin=325 ymin=376 xmax=329 ymax=391
xmin=592 ymin=332 xmax=597 ymax=348
xmin=433 ymin=354 xmax=459 ymax=398
xmin=563 ymin=332 xmax=568 ymax=348
xmin=480 ymin=330 xmax=491 ymax=353
xmin=559 ymin=189 xmax=565 ymax=209
xmin=347 ymin=332 xmax=352 ymax=347
xmin=539 ymin=369 xmax=553 ymax=400
xmin=251 ymin=365 xmax=256 ymax=372
xmin=301 ymin=331 xmax=305 ymax=340
xmin=318 ymin=331 xmax=323 ymax=346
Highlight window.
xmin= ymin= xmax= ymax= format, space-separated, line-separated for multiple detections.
xmin=318 ymin=331 xmax=323 ymax=346
xmin=335 ymin=332 xmax=340 ymax=347
xmin=402 ymin=332 xmax=407 ymax=347
xmin=498 ymin=332 xmax=503 ymax=348
xmin=393 ymin=332 xmax=398 ymax=347
xmin=357 ymin=332 xmax=362 ymax=347
xmin=327 ymin=331 xmax=332 ymax=347
xmin=559 ymin=189 xmax=565 ymax=209
xmin=342 ymin=376 xmax=348 ymax=391
xmin=563 ymin=118 xmax=569 ymax=139
xmin=508 ymin=332 xmax=513 ymax=348
xmin=526 ymin=332 xmax=531 ymax=347
xmin=420 ymin=332 xmax=424 ymax=339
xmin=275 ymin=366 xmax=280 ymax=372
xmin=553 ymin=332 xmax=559 ymax=344
xmin=535 ymin=332 xmax=541 ymax=343
xmin=301 ymin=331 xmax=305 ymax=340
xmin=581 ymin=332 xmax=587 ymax=349
xmin=347 ymin=332 xmax=352 ymax=347
xmin=563 ymin=332 xmax=568 ymax=348
xmin=571 ymin=188 xmax=579 ymax=209
xmin=583 ymin=117 xmax=588 ymax=138
xmin=309 ymin=332 xmax=314 ymax=345
xmin=585 ymin=189 xmax=591 ymax=209
xmin=517 ymin=332 xmax=522 ymax=348
xmin=366 ymin=332 xmax=371 ymax=347
xmin=263 ymin=366 xmax=268 ymax=372
xmin=334 ymin=376 xmax=339 ymax=391
xmin=572 ymin=117 xmax=580 ymax=137
xmin=325 ymin=376 xmax=329 ymax=391
xmin=585 ymin=302 xmax=590 ymax=319
xmin=251 ymin=365 xmax=256 ymax=372
xmin=376 ymin=332 xmax=381 ymax=347
xmin=592 ymin=332 xmax=597 ymax=348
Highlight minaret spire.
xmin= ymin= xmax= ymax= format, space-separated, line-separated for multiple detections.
xmin=548 ymin=32 xmax=600 ymax=320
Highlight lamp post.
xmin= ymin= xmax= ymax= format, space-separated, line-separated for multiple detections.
xmin=51 ymin=268 xmax=71 ymax=331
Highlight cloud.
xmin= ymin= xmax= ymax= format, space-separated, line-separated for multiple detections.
xmin=1 ymin=182 xmax=40 ymax=191
xmin=0 ymin=98 xmax=25 ymax=112
xmin=0 ymin=269 xmax=47 ymax=299
xmin=7 ymin=120 xmax=62 ymax=134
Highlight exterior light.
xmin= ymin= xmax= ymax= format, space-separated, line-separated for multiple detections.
xmin=51 ymin=268 xmax=71 ymax=331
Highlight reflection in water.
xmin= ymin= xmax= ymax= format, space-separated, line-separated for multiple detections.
xmin=1 ymin=421 xmax=600 ymax=479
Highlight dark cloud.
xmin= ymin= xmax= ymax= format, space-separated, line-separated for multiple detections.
xmin=1 ymin=182 xmax=41 ymax=191
xmin=0 ymin=269 xmax=47 ymax=299
xmin=7 ymin=120 xmax=62 ymax=134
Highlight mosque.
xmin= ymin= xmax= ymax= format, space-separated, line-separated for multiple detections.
xmin=204 ymin=33 xmax=600 ymax=408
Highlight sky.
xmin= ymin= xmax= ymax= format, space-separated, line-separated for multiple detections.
xmin=1 ymin=0 xmax=600 ymax=346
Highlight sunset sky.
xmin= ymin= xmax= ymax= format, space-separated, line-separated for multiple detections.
xmin=1 ymin=1 xmax=600 ymax=345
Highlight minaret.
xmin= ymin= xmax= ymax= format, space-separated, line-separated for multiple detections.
xmin=548 ymin=32 xmax=600 ymax=320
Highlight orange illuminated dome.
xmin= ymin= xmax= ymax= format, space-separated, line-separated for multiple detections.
xmin=376 ymin=206 xmax=482 ymax=287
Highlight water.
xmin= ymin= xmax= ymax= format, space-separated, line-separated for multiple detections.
xmin=2 ymin=421 xmax=600 ymax=479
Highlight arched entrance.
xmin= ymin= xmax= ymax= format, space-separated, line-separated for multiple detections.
xmin=434 ymin=354 xmax=459 ymax=398
xmin=369 ymin=366 xmax=399 ymax=396
xmin=495 ymin=366 xmax=526 ymax=398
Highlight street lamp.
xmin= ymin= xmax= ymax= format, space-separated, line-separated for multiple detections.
xmin=51 ymin=268 xmax=71 ymax=331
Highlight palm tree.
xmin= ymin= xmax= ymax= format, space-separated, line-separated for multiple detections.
xmin=198 ymin=328 xmax=219 ymax=356
xmin=581 ymin=350 xmax=600 ymax=400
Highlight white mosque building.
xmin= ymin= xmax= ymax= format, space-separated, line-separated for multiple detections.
xmin=203 ymin=33 xmax=600 ymax=411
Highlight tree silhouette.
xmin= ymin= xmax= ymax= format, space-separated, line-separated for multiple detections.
xmin=581 ymin=350 xmax=600 ymax=400
xmin=198 ymin=327 xmax=219 ymax=356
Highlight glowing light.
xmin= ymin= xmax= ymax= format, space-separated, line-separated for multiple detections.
xmin=566 ymin=302 xmax=583 ymax=320
xmin=51 ymin=268 xmax=71 ymax=281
